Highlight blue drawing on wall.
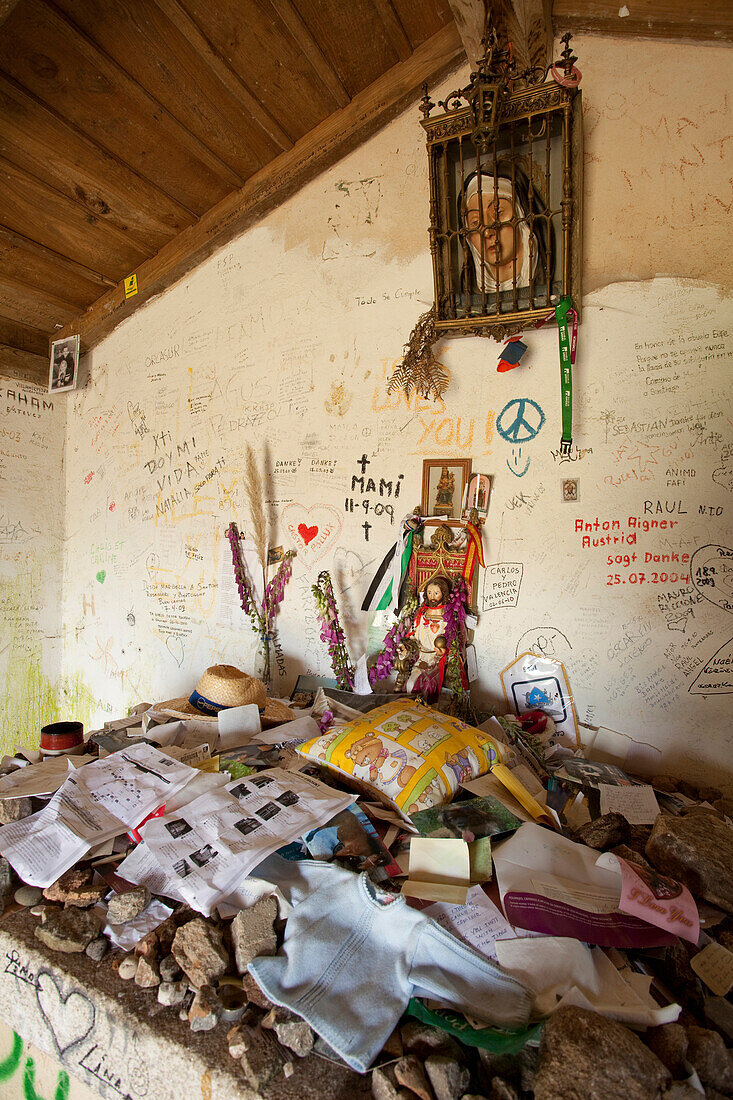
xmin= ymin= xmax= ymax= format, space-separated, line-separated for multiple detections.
xmin=497 ymin=398 xmax=545 ymax=478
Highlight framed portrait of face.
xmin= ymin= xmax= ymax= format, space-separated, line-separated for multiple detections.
xmin=462 ymin=473 xmax=491 ymax=522
xmin=48 ymin=334 xmax=80 ymax=393
xmin=421 ymin=458 xmax=472 ymax=519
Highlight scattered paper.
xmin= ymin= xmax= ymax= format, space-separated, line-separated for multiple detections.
xmin=104 ymin=897 xmax=173 ymax=951
xmin=402 ymin=837 xmax=470 ymax=904
xmin=139 ymin=767 xmax=355 ymax=916
xmin=598 ymin=783 xmax=660 ymax=825
xmin=690 ymin=942 xmax=733 ymax=996
xmin=0 ymin=756 xmax=84 ymax=799
xmin=353 ymin=654 xmax=373 ymax=696
xmin=217 ymin=704 xmax=262 ymax=748
xmin=0 ymin=745 xmax=197 ymax=887
xmin=254 ymin=715 xmax=321 ymax=746
xmin=423 ymin=884 xmax=515 ymax=959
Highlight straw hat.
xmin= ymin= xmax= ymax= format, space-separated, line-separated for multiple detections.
xmin=154 ymin=664 xmax=295 ymax=727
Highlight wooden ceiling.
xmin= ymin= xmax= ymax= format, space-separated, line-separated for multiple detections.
xmin=0 ymin=0 xmax=730 ymax=386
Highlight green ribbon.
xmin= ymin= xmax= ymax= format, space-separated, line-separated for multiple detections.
xmin=555 ymin=295 xmax=575 ymax=452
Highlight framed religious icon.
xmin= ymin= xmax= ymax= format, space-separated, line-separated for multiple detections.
xmin=49 ymin=334 xmax=80 ymax=393
xmin=421 ymin=458 xmax=471 ymax=519
xmin=420 ymin=30 xmax=582 ymax=339
xmin=462 ymin=473 xmax=491 ymax=522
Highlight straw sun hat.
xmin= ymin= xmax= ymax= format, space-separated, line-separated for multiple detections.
xmin=154 ymin=664 xmax=295 ymax=727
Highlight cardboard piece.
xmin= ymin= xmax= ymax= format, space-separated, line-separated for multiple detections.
xmin=402 ymin=837 xmax=470 ymax=904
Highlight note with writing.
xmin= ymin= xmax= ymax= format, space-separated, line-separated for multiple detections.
xmin=598 ymin=782 xmax=660 ymax=824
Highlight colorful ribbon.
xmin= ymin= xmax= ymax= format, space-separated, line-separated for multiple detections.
xmin=554 ymin=296 xmax=577 ymax=455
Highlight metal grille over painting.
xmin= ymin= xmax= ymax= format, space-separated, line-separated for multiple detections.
xmin=420 ymin=28 xmax=583 ymax=340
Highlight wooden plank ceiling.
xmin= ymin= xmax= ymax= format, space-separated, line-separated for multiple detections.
xmin=0 ymin=0 xmax=729 ymax=384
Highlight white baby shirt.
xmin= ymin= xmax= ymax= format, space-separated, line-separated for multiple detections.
xmin=249 ymin=865 xmax=533 ymax=1072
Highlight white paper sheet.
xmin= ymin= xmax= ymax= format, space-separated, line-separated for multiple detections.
xmin=116 ymin=839 xmax=185 ymax=902
xmin=598 ymin=783 xmax=660 ymax=825
xmin=353 ymin=653 xmax=373 ymax=695
xmin=0 ymin=745 xmax=197 ymax=886
xmin=104 ymin=897 xmax=174 ymax=950
xmin=423 ymin=884 xmax=516 ymax=960
xmin=403 ymin=837 xmax=470 ymax=904
xmin=217 ymin=704 xmax=262 ymax=748
xmin=139 ymin=767 xmax=355 ymax=916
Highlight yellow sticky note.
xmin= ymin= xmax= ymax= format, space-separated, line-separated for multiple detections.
xmin=124 ymin=273 xmax=138 ymax=299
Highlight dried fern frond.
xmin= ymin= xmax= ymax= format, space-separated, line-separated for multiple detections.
xmin=387 ymin=308 xmax=449 ymax=402
xmin=243 ymin=445 xmax=267 ymax=576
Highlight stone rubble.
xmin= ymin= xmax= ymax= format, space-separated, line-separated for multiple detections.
xmin=42 ymin=867 xmax=107 ymax=908
xmin=107 ymin=884 xmax=151 ymax=924
xmin=231 ymin=895 xmax=279 ymax=971
xmin=171 ymin=916 xmax=229 ymax=988
xmin=34 ymin=905 xmax=101 ymax=953
xmin=646 ymin=813 xmax=733 ymax=912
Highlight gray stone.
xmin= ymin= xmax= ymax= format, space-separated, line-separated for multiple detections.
xmin=171 ymin=917 xmax=229 ymax=989
xmin=117 ymin=954 xmax=138 ymax=979
xmin=240 ymin=968 xmax=273 ymax=1009
xmin=491 ymin=1080 xmax=519 ymax=1100
xmin=188 ymin=985 xmax=221 ymax=1031
xmin=0 ymin=796 xmax=33 ymax=825
xmin=43 ymin=867 xmax=106 ymax=908
xmin=372 ymin=1065 xmax=401 ymax=1100
xmin=533 ymin=1006 xmax=670 ymax=1100
xmin=652 ymin=776 xmax=679 ymax=793
xmin=14 ymin=885 xmax=43 ymax=908
xmin=84 ymin=936 xmax=109 ymax=962
xmin=394 ymin=1054 xmax=433 ymax=1100
xmin=574 ymin=812 xmax=631 ymax=851
xmin=34 ymin=906 xmax=101 ymax=953
xmin=477 ymin=1049 xmax=536 ymax=1094
xmin=237 ymin=1023 xmax=288 ymax=1091
xmin=645 ymin=1023 xmax=689 ymax=1078
xmin=647 ymin=813 xmax=733 ymax=911
xmin=158 ymin=953 xmax=181 ymax=982
xmin=0 ymin=856 xmax=14 ymax=905
xmin=663 ymin=1084 xmax=704 ymax=1099
xmin=699 ymin=787 xmax=723 ymax=804
xmin=29 ymin=904 xmax=46 ymax=917
xmin=157 ymin=980 xmax=188 ymax=1007
xmin=382 ymin=1028 xmax=403 ymax=1059
xmin=401 ymin=1021 xmax=462 ymax=1061
xmin=231 ymin=896 xmax=278 ymax=972
xmin=134 ymin=954 xmax=160 ymax=988
xmin=107 ymin=885 xmax=151 ymax=925
xmin=704 ymin=996 xmax=733 ymax=1043
xmin=685 ymin=1025 xmax=733 ymax=1094
xmin=424 ymin=1055 xmax=470 ymax=1100
xmin=227 ymin=1024 xmax=250 ymax=1060
xmin=273 ymin=1016 xmax=314 ymax=1058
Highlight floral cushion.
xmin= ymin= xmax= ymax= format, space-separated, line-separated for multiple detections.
xmin=297 ymin=698 xmax=502 ymax=814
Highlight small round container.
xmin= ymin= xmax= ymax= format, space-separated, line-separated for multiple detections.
xmin=40 ymin=721 xmax=84 ymax=757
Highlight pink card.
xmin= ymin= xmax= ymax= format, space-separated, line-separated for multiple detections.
xmin=616 ymin=856 xmax=699 ymax=944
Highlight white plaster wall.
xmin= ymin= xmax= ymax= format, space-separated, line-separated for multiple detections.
xmin=8 ymin=34 xmax=733 ymax=785
xmin=0 ymin=380 xmax=64 ymax=748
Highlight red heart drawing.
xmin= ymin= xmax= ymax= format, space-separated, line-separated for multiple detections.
xmin=298 ymin=523 xmax=319 ymax=546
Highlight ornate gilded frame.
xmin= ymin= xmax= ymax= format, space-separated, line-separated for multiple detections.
xmin=420 ymin=33 xmax=583 ymax=341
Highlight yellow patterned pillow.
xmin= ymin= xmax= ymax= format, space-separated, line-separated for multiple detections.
xmin=297 ymin=699 xmax=502 ymax=814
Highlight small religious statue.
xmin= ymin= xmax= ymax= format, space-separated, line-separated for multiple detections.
xmin=433 ymin=466 xmax=455 ymax=516
xmin=395 ymin=576 xmax=466 ymax=702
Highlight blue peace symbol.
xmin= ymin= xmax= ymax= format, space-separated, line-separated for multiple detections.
xmin=496 ymin=398 xmax=545 ymax=443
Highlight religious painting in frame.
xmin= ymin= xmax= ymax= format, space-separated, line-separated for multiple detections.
xmin=421 ymin=458 xmax=471 ymax=520
xmin=462 ymin=473 xmax=491 ymax=522
xmin=420 ymin=33 xmax=582 ymax=340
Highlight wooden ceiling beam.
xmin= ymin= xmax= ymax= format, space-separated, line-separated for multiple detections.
xmin=0 ymin=316 xmax=50 ymax=358
xmin=151 ymin=0 xmax=294 ymax=152
xmin=552 ymin=0 xmax=732 ymax=43
xmin=0 ymin=72 xmax=196 ymax=245
xmin=53 ymin=21 xmax=465 ymax=353
xmin=373 ymin=0 xmax=414 ymax=61
xmin=0 ymin=0 xmax=22 ymax=26
xmin=0 ymin=273 xmax=79 ymax=330
xmin=40 ymin=0 xmax=245 ymax=191
xmin=270 ymin=0 xmax=350 ymax=107
xmin=0 ymin=343 xmax=48 ymax=386
xmin=0 ymin=225 xmax=115 ymax=293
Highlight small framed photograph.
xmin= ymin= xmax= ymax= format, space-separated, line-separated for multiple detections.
xmin=462 ymin=473 xmax=492 ymax=522
xmin=421 ymin=458 xmax=472 ymax=519
xmin=49 ymin=335 xmax=79 ymax=393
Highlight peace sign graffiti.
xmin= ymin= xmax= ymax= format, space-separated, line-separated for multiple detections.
xmin=496 ymin=398 xmax=545 ymax=443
